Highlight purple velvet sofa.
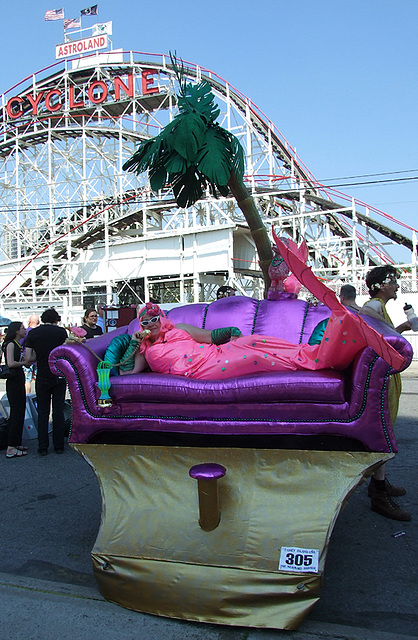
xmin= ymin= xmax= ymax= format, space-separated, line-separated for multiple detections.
xmin=49 ymin=296 xmax=412 ymax=453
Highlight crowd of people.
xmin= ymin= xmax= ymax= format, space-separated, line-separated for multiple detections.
xmin=0 ymin=270 xmax=413 ymax=523
xmin=0 ymin=305 xmax=104 ymax=458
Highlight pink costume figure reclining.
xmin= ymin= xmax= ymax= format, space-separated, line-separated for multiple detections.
xmin=136 ymin=311 xmax=370 ymax=380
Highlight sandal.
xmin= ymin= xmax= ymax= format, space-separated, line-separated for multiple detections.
xmin=6 ymin=449 xmax=28 ymax=459
xmin=16 ymin=446 xmax=28 ymax=452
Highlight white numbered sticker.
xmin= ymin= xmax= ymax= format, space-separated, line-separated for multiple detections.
xmin=279 ymin=547 xmax=319 ymax=573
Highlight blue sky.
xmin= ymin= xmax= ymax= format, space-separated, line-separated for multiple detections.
xmin=2 ymin=0 xmax=417 ymax=246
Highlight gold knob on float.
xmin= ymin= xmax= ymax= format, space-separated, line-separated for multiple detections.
xmin=189 ymin=463 xmax=226 ymax=532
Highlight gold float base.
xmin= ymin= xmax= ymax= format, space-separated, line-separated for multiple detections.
xmin=72 ymin=443 xmax=391 ymax=630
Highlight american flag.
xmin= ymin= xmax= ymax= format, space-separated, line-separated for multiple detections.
xmin=44 ymin=8 xmax=64 ymax=21
xmin=64 ymin=17 xmax=81 ymax=30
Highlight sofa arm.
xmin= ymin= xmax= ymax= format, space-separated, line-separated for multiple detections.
xmin=49 ymin=326 xmax=130 ymax=411
xmin=49 ymin=341 xmax=105 ymax=413
xmin=358 ymin=313 xmax=413 ymax=373
xmin=347 ymin=326 xmax=413 ymax=418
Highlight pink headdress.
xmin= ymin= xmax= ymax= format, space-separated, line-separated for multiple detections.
xmin=138 ymin=302 xmax=163 ymax=319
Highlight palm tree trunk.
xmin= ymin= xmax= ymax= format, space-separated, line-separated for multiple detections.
xmin=228 ymin=172 xmax=272 ymax=298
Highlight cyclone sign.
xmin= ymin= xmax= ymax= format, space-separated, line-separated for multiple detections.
xmin=5 ymin=70 xmax=159 ymax=120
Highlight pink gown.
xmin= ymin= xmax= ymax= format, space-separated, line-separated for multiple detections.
xmin=141 ymin=312 xmax=365 ymax=380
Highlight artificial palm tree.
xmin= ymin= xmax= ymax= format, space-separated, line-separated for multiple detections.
xmin=123 ymin=55 xmax=273 ymax=295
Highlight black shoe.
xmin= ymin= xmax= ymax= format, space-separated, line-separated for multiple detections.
xmin=371 ymin=489 xmax=411 ymax=522
xmin=368 ymin=477 xmax=406 ymax=498
xmin=54 ymin=448 xmax=64 ymax=454
xmin=38 ymin=448 xmax=48 ymax=456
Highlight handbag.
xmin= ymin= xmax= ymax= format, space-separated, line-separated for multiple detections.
xmin=0 ymin=364 xmax=11 ymax=379
xmin=0 ymin=416 xmax=9 ymax=450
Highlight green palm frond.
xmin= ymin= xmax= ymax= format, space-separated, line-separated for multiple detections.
xmin=208 ymin=182 xmax=230 ymax=198
xmin=122 ymin=136 xmax=163 ymax=174
xmin=124 ymin=52 xmax=272 ymax=295
xmin=195 ymin=125 xmax=234 ymax=186
xmin=178 ymin=81 xmax=220 ymax=123
xmin=163 ymin=150 xmax=189 ymax=175
xmin=124 ymin=53 xmax=244 ymax=204
xmin=149 ymin=163 xmax=168 ymax=192
xmin=172 ymin=167 xmax=204 ymax=208
xmin=169 ymin=112 xmax=206 ymax=161
xmin=170 ymin=52 xmax=220 ymax=123
xmin=228 ymin=132 xmax=245 ymax=181
xmin=216 ymin=184 xmax=230 ymax=197
xmin=122 ymin=119 xmax=178 ymax=174
xmin=169 ymin=50 xmax=186 ymax=90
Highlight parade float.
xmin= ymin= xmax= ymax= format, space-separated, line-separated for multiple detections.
xmin=1 ymin=22 xmax=415 ymax=627
xmin=49 ymin=237 xmax=412 ymax=630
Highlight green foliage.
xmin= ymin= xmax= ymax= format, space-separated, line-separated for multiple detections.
xmin=214 ymin=183 xmax=230 ymax=197
xmin=229 ymin=133 xmax=245 ymax=179
xmin=149 ymin=163 xmax=168 ymax=192
xmin=164 ymin=150 xmax=188 ymax=175
xmin=122 ymin=135 xmax=163 ymax=175
xmin=178 ymin=81 xmax=220 ymax=123
xmin=123 ymin=53 xmax=272 ymax=295
xmin=196 ymin=126 xmax=237 ymax=186
xmin=122 ymin=53 xmax=246 ymax=207
xmin=172 ymin=167 xmax=204 ymax=208
xmin=170 ymin=112 xmax=206 ymax=161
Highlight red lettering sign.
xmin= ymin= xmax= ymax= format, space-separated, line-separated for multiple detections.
xmin=114 ymin=75 xmax=134 ymax=100
xmin=5 ymin=70 xmax=160 ymax=120
xmin=45 ymin=89 xmax=62 ymax=112
xmin=55 ymin=35 xmax=108 ymax=60
xmin=142 ymin=70 xmax=159 ymax=95
xmin=88 ymin=81 xmax=108 ymax=104
xmin=69 ymin=85 xmax=85 ymax=109
xmin=6 ymin=96 xmax=23 ymax=119
xmin=26 ymin=92 xmax=45 ymax=116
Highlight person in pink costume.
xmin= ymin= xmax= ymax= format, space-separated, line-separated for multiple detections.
xmin=122 ymin=302 xmax=370 ymax=380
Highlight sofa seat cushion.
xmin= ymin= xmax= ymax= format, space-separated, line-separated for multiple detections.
xmin=109 ymin=369 xmax=346 ymax=405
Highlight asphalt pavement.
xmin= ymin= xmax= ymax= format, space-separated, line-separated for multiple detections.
xmin=0 ymin=366 xmax=417 ymax=640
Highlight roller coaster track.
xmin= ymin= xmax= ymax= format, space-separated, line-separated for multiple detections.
xmin=0 ymin=52 xmax=416 ymax=301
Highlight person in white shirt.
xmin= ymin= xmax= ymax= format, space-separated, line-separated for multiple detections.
xmin=96 ymin=304 xmax=105 ymax=331
xmin=361 ymin=265 xmax=411 ymax=522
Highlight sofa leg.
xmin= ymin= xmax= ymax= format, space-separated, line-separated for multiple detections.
xmin=189 ymin=463 xmax=226 ymax=531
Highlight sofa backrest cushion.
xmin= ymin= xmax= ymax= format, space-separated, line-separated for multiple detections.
xmin=128 ymin=297 xmax=332 ymax=343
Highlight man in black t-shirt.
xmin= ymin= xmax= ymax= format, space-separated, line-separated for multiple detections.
xmin=25 ymin=309 xmax=68 ymax=455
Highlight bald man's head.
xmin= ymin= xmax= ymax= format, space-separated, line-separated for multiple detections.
xmin=28 ymin=314 xmax=40 ymax=328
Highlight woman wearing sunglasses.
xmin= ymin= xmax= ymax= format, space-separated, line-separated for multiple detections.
xmin=119 ymin=301 xmax=369 ymax=380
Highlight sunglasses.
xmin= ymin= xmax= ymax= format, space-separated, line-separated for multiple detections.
xmin=140 ymin=315 xmax=160 ymax=327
